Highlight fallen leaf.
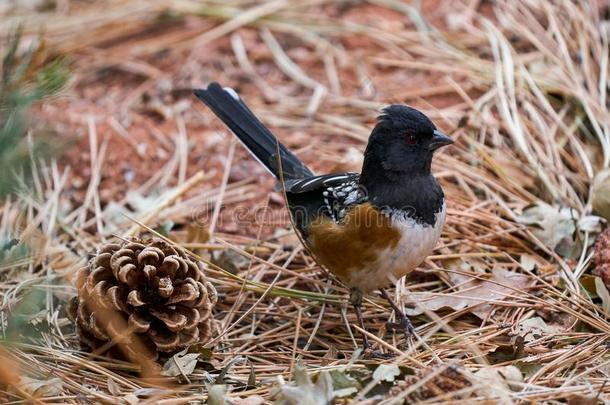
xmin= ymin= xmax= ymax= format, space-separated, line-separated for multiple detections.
xmin=329 ymin=369 xmax=359 ymax=391
xmin=208 ymin=384 xmax=228 ymax=405
xmin=513 ymin=361 xmax=543 ymax=378
xmin=595 ymin=277 xmax=610 ymax=314
xmin=488 ymin=335 xmax=525 ymax=363
xmin=496 ymin=366 xmax=523 ymax=389
xmin=161 ymin=349 xmax=200 ymax=377
xmin=189 ymin=345 xmax=214 ymax=361
xmin=578 ymin=215 xmax=604 ymax=233
xmin=519 ymin=254 xmax=538 ymax=271
xmin=275 ymin=365 xmax=333 ymax=405
xmin=107 ymin=378 xmax=121 ymax=396
xmin=247 ymin=363 xmax=256 ymax=388
xmin=516 ymin=317 xmax=564 ymax=343
xmin=372 ymin=364 xmax=400 ymax=382
xmin=405 ymin=268 xmax=533 ymax=319
xmin=19 ymin=376 xmax=63 ymax=397
xmin=517 ymin=202 xmax=577 ymax=256
xmin=123 ymin=393 xmax=139 ymax=405
xmin=217 ymin=356 xmax=244 ymax=383
xmin=592 ymin=168 xmax=610 ymax=221
xmin=580 ymin=274 xmax=598 ymax=296
xmin=335 ymin=387 xmax=358 ymax=397
xmin=472 ymin=366 xmax=522 ymax=401
xmin=233 ymin=396 xmax=265 ymax=405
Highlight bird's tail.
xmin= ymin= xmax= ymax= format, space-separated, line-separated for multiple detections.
xmin=193 ymin=83 xmax=313 ymax=181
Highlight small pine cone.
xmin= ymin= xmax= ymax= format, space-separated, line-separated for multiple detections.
xmin=68 ymin=238 xmax=217 ymax=360
xmin=592 ymin=228 xmax=610 ymax=288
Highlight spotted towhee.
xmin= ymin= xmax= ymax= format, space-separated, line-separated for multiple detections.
xmin=194 ymin=83 xmax=453 ymax=349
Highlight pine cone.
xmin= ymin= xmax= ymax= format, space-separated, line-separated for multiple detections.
xmin=68 ymin=238 xmax=217 ymax=360
xmin=592 ymin=228 xmax=610 ymax=288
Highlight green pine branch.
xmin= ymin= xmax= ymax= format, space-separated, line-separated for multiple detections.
xmin=0 ymin=28 xmax=70 ymax=198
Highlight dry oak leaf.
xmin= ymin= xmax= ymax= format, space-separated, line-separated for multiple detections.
xmin=472 ymin=366 xmax=523 ymax=403
xmin=405 ymin=268 xmax=533 ymax=319
xmin=516 ymin=317 xmax=564 ymax=343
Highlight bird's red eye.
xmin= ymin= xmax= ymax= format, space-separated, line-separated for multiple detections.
xmin=405 ymin=135 xmax=417 ymax=145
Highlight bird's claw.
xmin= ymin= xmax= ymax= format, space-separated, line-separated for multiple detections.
xmin=386 ymin=318 xmax=415 ymax=335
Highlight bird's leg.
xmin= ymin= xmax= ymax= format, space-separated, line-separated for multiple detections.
xmin=349 ymin=287 xmax=370 ymax=350
xmin=379 ymin=288 xmax=414 ymax=335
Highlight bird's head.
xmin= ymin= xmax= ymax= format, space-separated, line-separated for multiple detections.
xmin=363 ymin=105 xmax=453 ymax=177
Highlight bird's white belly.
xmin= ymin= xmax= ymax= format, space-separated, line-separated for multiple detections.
xmin=345 ymin=204 xmax=446 ymax=292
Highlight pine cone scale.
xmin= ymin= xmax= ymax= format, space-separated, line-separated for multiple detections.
xmin=88 ymin=267 xmax=112 ymax=286
xmin=149 ymin=308 xmax=188 ymax=332
xmin=178 ymin=328 xmax=199 ymax=347
xmin=150 ymin=330 xmax=181 ymax=351
xmin=167 ymin=279 xmax=199 ymax=305
xmin=138 ymin=247 xmax=164 ymax=265
xmin=128 ymin=312 xmax=151 ymax=333
xmin=88 ymin=312 xmax=110 ymax=340
xmin=106 ymin=286 xmax=128 ymax=312
xmin=118 ymin=264 xmax=141 ymax=287
xmin=90 ymin=280 xmax=111 ymax=305
xmin=159 ymin=257 xmax=180 ymax=279
xmin=127 ymin=290 xmax=146 ymax=307
xmin=179 ymin=307 xmax=200 ymax=329
xmin=94 ymin=251 xmax=114 ymax=268
xmin=158 ymin=276 xmax=174 ymax=297
xmin=143 ymin=265 xmax=158 ymax=282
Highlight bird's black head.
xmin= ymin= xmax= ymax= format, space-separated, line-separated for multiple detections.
xmin=357 ymin=105 xmax=453 ymax=223
xmin=362 ymin=105 xmax=453 ymax=177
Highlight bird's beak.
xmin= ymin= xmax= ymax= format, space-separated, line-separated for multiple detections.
xmin=427 ymin=130 xmax=454 ymax=151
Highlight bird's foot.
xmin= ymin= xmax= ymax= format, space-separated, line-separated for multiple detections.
xmin=379 ymin=288 xmax=415 ymax=338
xmin=386 ymin=316 xmax=415 ymax=335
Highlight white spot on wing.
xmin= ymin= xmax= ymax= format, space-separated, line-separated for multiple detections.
xmin=322 ymin=175 xmax=349 ymax=184
xmin=223 ymin=87 xmax=240 ymax=100
xmin=298 ymin=177 xmax=323 ymax=189
xmin=343 ymin=189 xmax=361 ymax=205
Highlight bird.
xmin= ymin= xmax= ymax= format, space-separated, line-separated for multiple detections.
xmin=193 ymin=82 xmax=453 ymax=350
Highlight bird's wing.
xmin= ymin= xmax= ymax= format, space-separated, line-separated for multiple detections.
xmin=285 ymin=173 xmax=367 ymax=223
xmin=284 ymin=172 xmax=360 ymax=193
